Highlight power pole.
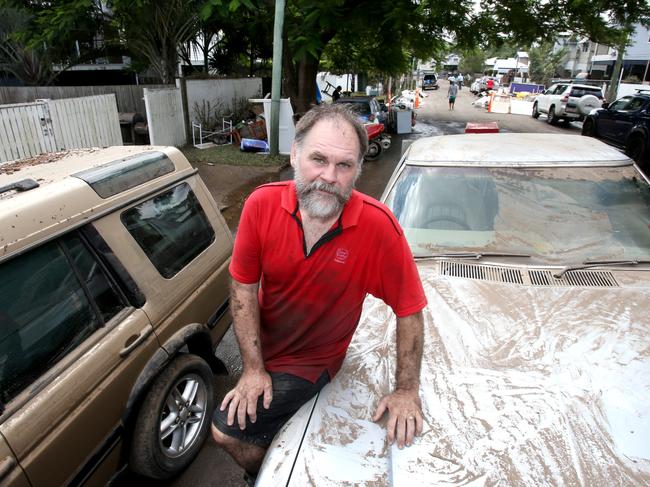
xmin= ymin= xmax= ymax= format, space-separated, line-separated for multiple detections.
xmin=270 ymin=0 xmax=286 ymax=156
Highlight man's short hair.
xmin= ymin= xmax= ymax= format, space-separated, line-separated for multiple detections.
xmin=294 ymin=104 xmax=369 ymax=163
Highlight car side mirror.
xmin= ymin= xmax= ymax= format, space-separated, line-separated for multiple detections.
xmin=602 ymin=102 xmax=609 ymax=109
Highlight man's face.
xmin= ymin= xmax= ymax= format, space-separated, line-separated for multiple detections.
xmin=291 ymin=118 xmax=361 ymax=220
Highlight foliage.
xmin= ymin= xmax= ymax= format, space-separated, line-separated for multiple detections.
xmin=110 ymin=0 xmax=201 ymax=84
xmin=0 ymin=7 xmax=54 ymax=84
xmin=528 ymin=42 xmax=567 ymax=87
xmin=458 ymin=49 xmax=486 ymax=75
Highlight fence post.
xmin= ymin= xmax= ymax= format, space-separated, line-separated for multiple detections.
xmin=177 ymin=77 xmax=191 ymax=146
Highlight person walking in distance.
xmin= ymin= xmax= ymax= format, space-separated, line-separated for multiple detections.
xmin=448 ymin=80 xmax=458 ymax=110
xmin=211 ymin=104 xmax=427 ymax=485
xmin=332 ymin=85 xmax=342 ymax=102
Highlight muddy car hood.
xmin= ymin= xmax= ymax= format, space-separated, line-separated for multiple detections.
xmin=258 ymin=263 xmax=650 ymax=486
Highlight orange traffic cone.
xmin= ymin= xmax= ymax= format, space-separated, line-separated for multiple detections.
xmin=414 ymin=89 xmax=420 ymax=109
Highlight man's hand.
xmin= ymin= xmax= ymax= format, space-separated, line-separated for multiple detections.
xmin=220 ymin=369 xmax=273 ymax=430
xmin=372 ymin=388 xmax=423 ymax=449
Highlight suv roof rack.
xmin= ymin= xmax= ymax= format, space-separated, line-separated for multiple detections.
xmin=0 ymin=178 xmax=39 ymax=195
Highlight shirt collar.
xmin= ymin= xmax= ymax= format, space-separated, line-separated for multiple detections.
xmin=281 ymin=181 xmax=363 ymax=229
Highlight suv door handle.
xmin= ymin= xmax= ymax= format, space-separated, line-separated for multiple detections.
xmin=120 ymin=327 xmax=154 ymax=357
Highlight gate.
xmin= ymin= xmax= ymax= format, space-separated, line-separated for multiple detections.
xmin=144 ymin=87 xmax=186 ymax=147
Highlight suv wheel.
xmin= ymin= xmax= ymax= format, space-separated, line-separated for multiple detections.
xmin=582 ymin=118 xmax=597 ymax=137
xmin=532 ymin=102 xmax=540 ymax=119
xmin=547 ymin=106 xmax=559 ymax=125
xmin=626 ymin=135 xmax=647 ymax=164
xmin=130 ymin=354 xmax=214 ymax=479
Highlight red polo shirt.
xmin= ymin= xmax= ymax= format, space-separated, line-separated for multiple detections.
xmin=229 ymin=182 xmax=427 ymax=382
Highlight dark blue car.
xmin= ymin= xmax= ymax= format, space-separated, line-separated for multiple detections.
xmin=582 ymin=92 xmax=650 ymax=172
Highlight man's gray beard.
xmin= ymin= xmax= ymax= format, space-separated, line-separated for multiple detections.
xmin=294 ymin=173 xmax=353 ymax=220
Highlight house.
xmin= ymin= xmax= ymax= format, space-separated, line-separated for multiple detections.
xmin=589 ymin=23 xmax=650 ymax=83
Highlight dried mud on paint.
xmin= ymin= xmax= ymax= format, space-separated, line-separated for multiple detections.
xmin=284 ymin=264 xmax=650 ymax=485
xmin=0 ymin=149 xmax=98 ymax=175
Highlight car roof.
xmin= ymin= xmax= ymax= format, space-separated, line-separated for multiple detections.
xmin=404 ymin=133 xmax=633 ymax=167
xmin=0 ymin=146 xmax=194 ymax=261
xmin=336 ymin=97 xmax=373 ymax=103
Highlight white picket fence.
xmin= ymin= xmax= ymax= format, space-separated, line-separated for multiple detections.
xmin=144 ymin=87 xmax=186 ymax=147
xmin=0 ymin=94 xmax=121 ymax=163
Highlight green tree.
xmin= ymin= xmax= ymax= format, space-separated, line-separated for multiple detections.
xmin=528 ymin=42 xmax=567 ymax=86
xmin=458 ymin=49 xmax=485 ymax=76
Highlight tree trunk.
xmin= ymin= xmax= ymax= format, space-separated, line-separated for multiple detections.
xmin=606 ymin=41 xmax=626 ymax=102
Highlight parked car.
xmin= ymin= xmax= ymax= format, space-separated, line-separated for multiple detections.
xmin=334 ymin=96 xmax=387 ymax=125
xmin=471 ymin=76 xmax=500 ymax=94
xmin=422 ymin=73 xmax=439 ymax=90
xmin=532 ymin=82 xmax=604 ymax=124
xmin=582 ymin=92 xmax=650 ymax=170
xmin=0 ymin=146 xmax=233 ymax=485
xmin=257 ymin=133 xmax=650 ymax=486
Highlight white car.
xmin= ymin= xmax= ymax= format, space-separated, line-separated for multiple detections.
xmin=533 ymin=83 xmax=604 ymax=124
xmin=257 ymin=133 xmax=650 ymax=486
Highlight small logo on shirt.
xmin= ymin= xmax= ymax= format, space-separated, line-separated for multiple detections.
xmin=334 ymin=248 xmax=349 ymax=264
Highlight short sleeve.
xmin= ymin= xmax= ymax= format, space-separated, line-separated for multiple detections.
xmin=372 ymin=232 xmax=427 ymax=317
xmin=229 ymin=194 xmax=262 ymax=284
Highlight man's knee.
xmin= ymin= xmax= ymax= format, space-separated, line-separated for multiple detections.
xmin=211 ymin=423 xmax=236 ymax=447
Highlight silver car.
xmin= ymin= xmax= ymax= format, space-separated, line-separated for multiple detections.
xmin=256 ymin=133 xmax=650 ymax=486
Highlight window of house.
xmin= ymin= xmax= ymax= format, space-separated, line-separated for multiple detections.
xmin=0 ymin=235 xmax=125 ymax=406
xmin=121 ymin=183 xmax=215 ymax=278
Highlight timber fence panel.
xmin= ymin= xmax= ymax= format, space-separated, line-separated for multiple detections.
xmin=144 ymin=88 xmax=186 ymax=147
xmin=48 ymin=94 xmax=122 ymax=150
xmin=0 ymin=85 xmax=170 ymax=115
xmin=0 ymin=104 xmax=42 ymax=161
xmin=0 ymin=94 xmax=121 ymax=162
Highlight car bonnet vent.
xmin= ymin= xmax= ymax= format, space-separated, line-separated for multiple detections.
xmin=440 ymin=261 xmax=524 ymax=284
xmin=529 ymin=270 xmax=619 ymax=287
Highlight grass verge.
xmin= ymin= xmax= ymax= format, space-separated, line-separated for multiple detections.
xmin=181 ymin=143 xmax=289 ymax=167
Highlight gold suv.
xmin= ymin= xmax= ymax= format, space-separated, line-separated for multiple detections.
xmin=0 ymin=147 xmax=233 ymax=485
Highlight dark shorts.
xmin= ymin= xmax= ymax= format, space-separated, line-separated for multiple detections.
xmin=449 ymin=96 xmax=456 ymax=103
xmin=212 ymin=370 xmax=329 ymax=448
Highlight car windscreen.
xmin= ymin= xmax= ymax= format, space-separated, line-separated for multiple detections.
xmin=384 ymin=165 xmax=650 ymax=264
xmin=424 ymin=75 xmax=436 ymax=81
xmin=337 ymin=101 xmax=371 ymax=116
xmin=570 ymin=87 xmax=603 ymax=98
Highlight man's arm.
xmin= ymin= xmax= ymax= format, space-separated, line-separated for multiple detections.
xmin=220 ymin=278 xmax=273 ymax=430
xmin=372 ymin=310 xmax=424 ymax=448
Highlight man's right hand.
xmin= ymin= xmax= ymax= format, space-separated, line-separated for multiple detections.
xmin=220 ymin=369 xmax=273 ymax=430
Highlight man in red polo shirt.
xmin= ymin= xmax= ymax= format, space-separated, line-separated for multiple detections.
xmin=212 ymin=104 xmax=426 ymax=481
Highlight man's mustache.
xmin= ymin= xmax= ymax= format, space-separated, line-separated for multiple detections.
xmin=304 ymin=180 xmax=342 ymax=197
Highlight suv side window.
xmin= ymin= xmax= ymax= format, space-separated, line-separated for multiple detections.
xmin=625 ymin=97 xmax=646 ymax=111
xmin=609 ymin=97 xmax=633 ymax=111
xmin=0 ymin=235 xmax=125 ymax=405
xmin=121 ymin=182 xmax=215 ymax=278
xmin=554 ymin=85 xmax=568 ymax=95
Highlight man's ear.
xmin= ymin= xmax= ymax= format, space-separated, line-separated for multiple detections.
xmin=290 ymin=143 xmax=297 ymax=168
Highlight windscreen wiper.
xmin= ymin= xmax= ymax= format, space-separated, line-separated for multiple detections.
xmin=554 ymin=259 xmax=650 ymax=279
xmin=414 ymin=252 xmax=531 ymax=261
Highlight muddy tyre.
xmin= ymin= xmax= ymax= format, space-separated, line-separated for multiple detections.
xmin=365 ymin=140 xmax=382 ymax=161
xmin=547 ymin=106 xmax=559 ymax=125
xmin=626 ymin=135 xmax=647 ymax=164
xmin=582 ymin=118 xmax=597 ymax=137
xmin=130 ymin=354 xmax=214 ymax=479
xmin=532 ymin=102 xmax=540 ymax=119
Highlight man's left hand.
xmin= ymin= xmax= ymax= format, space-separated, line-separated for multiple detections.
xmin=372 ymin=388 xmax=423 ymax=448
